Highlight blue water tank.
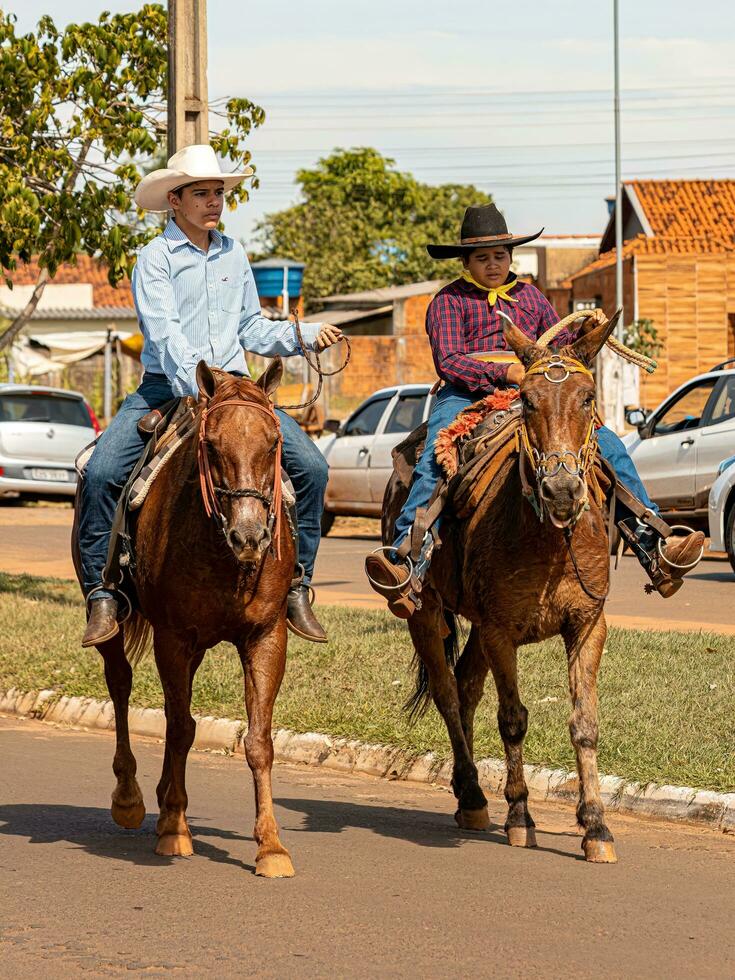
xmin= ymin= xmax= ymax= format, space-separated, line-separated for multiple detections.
xmin=251 ymin=257 xmax=305 ymax=298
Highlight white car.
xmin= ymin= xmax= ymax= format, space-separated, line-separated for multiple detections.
xmin=708 ymin=454 xmax=735 ymax=573
xmin=315 ymin=384 xmax=433 ymax=534
xmin=622 ymin=363 xmax=735 ymax=531
xmin=0 ymin=383 xmax=100 ymax=500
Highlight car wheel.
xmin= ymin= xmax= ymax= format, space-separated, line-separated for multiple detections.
xmin=726 ymin=504 xmax=735 ymax=576
xmin=321 ymin=511 xmax=335 ymax=537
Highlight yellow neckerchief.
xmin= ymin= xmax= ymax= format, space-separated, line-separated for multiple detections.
xmin=461 ymin=270 xmax=519 ymax=306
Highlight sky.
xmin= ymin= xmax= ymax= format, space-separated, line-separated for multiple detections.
xmin=9 ymin=0 xmax=735 ymax=245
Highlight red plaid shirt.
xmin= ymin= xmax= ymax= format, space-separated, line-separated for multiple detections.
xmin=427 ymin=278 xmax=575 ymax=393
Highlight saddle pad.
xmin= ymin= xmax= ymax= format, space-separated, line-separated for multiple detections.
xmin=435 ymin=389 xmax=519 ymax=479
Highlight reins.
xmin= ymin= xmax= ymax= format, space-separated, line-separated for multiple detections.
xmin=274 ymin=312 xmax=352 ymax=412
xmin=197 ymin=383 xmax=284 ymax=560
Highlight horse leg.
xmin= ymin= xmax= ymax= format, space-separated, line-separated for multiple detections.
xmin=482 ymin=629 xmax=536 ymax=847
xmin=237 ymin=622 xmax=294 ymax=878
xmin=454 ymin=626 xmax=488 ymax=758
xmin=100 ymin=633 xmax=145 ymax=829
xmin=562 ymin=614 xmax=617 ymax=864
xmin=409 ymin=603 xmax=489 ymax=831
xmin=155 ymin=649 xmax=205 ymax=814
xmin=153 ymin=629 xmax=198 ymax=857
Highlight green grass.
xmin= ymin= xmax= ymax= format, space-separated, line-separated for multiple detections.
xmin=1 ymin=572 xmax=733 ymax=792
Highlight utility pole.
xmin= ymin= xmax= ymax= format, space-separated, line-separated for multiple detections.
xmin=167 ymin=0 xmax=209 ymax=157
xmin=614 ymin=0 xmax=623 ymax=328
xmin=606 ymin=0 xmax=626 ymax=433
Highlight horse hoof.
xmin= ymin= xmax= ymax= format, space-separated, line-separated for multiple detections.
xmin=583 ymin=839 xmax=617 ymax=863
xmin=507 ymin=825 xmax=537 ymax=848
xmin=454 ymin=807 xmax=491 ymax=832
xmin=255 ymin=852 xmax=295 ymax=879
xmin=155 ymin=833 xmax=194 ymax=857
xmin=111 ymin=800 xmax=146 ymax=830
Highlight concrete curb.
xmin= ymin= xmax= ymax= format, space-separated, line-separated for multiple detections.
xmin=2 ymin=686 xmax=733 ymax=833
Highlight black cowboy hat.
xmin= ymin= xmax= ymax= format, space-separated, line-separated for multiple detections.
xmin=426 ymin=204 xmax=544 ymax=259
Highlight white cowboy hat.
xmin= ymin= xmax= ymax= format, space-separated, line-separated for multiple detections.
xmin=134 ymin=144 xmax=253 ymax=212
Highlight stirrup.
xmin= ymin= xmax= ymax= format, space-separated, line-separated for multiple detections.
xmin=85 ymin=585 xmax=133 ymax=625
xmin=657 ymin=526 xmax=705 ymax=571
xmin=365 ymin=547 xmax=414 ymax=592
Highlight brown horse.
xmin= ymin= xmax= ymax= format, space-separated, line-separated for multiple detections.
xmin=72 ymin=360 xmax=296 ymax=877
xmin=383 ymin=315 xmax=620 ymax=863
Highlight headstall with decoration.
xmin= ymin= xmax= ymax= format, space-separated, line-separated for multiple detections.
xmin=197 ymin=391 xmax=284 ymax=560
xmin=515 ymin=353 xmax=600 ymax=524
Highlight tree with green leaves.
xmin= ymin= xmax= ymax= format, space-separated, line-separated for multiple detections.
xmin=254 ymin=147 xmax=493 ymax=309
xmin=0 ymin=4 xmax=264 ymax=351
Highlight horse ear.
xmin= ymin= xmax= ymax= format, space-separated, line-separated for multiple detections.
xmin=502 ymin=317 xmax=542 ymax=368
xmin=196 ymin=360 xmax=216 ymax=401
xmin=569 ymin=308 xmax=622 ymax=366
xmin=256 ymin=356 xmax=283 ymax=398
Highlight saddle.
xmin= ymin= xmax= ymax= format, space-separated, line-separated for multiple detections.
xmin=77 ymin=397 xmax=300 ymax=594
xmin=76 ymin=397 xmax=199 ymax=591
xmin=392 ymin=391 xmax=614 ymax=564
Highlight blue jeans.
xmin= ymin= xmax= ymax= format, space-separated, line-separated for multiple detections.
xmin=393 ymin=383 xmax=657 ymax=548
xmin=79 ymin=373 xmax=328 ymax=598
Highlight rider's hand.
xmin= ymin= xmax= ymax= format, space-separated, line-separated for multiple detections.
xmin=580 ymin=309 xmax=607 ymax=334
xmin=315 ymin=324 xmax=343 ymax=350
xmin=507 ymin=362 xmax=525 ymax=386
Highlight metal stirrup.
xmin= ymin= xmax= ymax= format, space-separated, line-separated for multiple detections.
xmin=366 ymin=547 xmax=414 ymax=591
xmin=657 ymin=526 xmax=705 ymax=571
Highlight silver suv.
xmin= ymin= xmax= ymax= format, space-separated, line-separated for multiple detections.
xmin=0 ymin=384 xmax=100 ymax=500
xmin=622 ymin=360 xmax=735 ymax=531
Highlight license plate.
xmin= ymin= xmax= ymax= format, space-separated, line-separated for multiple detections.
xmin=30 ymin=468 xmax=70 ymax=482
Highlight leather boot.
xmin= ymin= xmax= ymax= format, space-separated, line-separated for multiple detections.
xmin=620 ymin=522 xmax=705 ymax=598
xmin=364 ymin=553 xmax=417 ymax=619
xmin=287 ymin=585 xmax=327 ymax=643
xmin=82 ymin=597 xmax=119 ymax=647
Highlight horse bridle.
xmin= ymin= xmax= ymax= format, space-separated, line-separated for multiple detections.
xmin=516 ymin=353 xmax=598 ymax=525
xmin=197 ymin=392 xmax=284 ymax=559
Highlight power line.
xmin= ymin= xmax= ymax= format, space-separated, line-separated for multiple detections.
xmin=249 ymin=136 xmax=735 ymax=155
xmin=256 ymin=113 xmax=735 ymax=132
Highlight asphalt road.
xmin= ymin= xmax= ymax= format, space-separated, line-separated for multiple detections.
xmin=1 ymin=506 xmax=732 ymax=633
xmin=1 ymin=715 xmax=734 ymax=978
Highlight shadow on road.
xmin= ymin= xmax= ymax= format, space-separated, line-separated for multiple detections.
xmin=275 ymin=796 xmax=583 ymax=862
xmin=687 ymin=571 xmax=735 ymax=583
xmin=0 ymin=803 xmax=255 ymax=872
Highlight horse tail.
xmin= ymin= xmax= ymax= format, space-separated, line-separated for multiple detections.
xmin=404 ymin=610 xmax=460 ymax=721
xmin=124 ymin=609 xmax=153 ymax=668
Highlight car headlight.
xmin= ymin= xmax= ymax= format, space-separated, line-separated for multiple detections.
xmin=717 ymin=454 xmax=735 ymax=477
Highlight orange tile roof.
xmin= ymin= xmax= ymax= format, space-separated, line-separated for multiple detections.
xmin=629 ymin=179 xmax=735 ymax=243
xmin=8 ymin=255 xmax=133 ymax=307
xmin=569 ymin=233 xmax=734 ymax=281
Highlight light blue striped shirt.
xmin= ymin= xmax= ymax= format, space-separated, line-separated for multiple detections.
xmin=131 ymin=219 xmax=320 ymax=397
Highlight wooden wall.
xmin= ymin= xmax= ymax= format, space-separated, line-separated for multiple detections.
xmin=636 ymin=253 xmax=735 ymax=407
xmin=571 ymin=252 xmax=735 ymax=410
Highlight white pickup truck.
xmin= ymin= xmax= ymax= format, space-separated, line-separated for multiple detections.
xmin=314 ymin=384 xmax=433 ymax=535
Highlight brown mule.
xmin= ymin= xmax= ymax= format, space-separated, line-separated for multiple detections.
xmin=72 ymin=360 xmax=296 ymax=877
xmin=382 ymin=314 xmax=627 ymax=862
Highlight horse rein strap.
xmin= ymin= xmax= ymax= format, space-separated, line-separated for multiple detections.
xmin=197 ymin=396 xmax=284 ymax=560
